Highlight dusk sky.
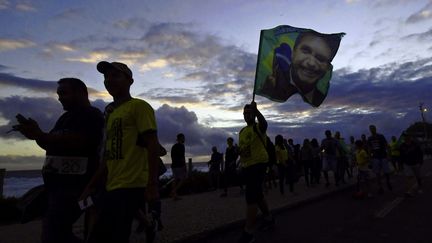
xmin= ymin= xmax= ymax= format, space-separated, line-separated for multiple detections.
xmin=0 ymin=0 xmax=431 ymax=170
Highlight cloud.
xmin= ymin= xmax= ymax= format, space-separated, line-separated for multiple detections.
xmin=140 ymin=58 xmax=168 ymax=72
xmin=155 ymin=104 xmax=231 ymax=157
xmin=52 ymin=20 xmax=256 ymax=112
xmin=266 ymin=58 xmax=432 ymax=142
xmin=402 ymin=28 xmax=432 ymax=41
xmin=0 ymin=96 xmax=63 ymax=138
xmin=0 ymin=0 xmax=10 ymax=10
xmin=0 ymin=71 xmax=105 ymax=99
xmin=52 ymin=8 xmax=85 ymax=20
xmin=0 ymin=38 xmax=35 ymax=51
xmin=1 ymin=55 xmax=431 ymax=161
xmin=15 ymin=2 xmax=37 ymax=12
xmin=0 ymin=72 xmax=57 ymax=92
xmin=406 ymin=2 xmax=432 ymax=24
xmin=65 ymin=50 xmax=110 ymax=63
xmin=0 ymin=96 xmax=107 ymax=139
xmin=0 ymin=0 xmax=36 ymax=12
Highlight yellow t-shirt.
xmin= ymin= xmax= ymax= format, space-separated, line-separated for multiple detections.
xmin=355 ymin=149 xmax=369 ymax=171
xmin=104 ymin=98 xmax=157 ymax=191
xmin=389 ymin=141 xmax=400 ymax=157
xmin=275 ymin=145 xmax=288 ymax=166
xmin=239 ymin=124 xmax=268 ymax=168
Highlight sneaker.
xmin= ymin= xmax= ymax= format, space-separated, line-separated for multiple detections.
xmin=238 ymin=231 xmax=255 ymax=243
xmin=258 ymin=217 xmax=275 ymax=231
xmin=404 ymin=192 xmax=414 ymax=198
xmin=417 ymin=189 xmax=423 ymax=194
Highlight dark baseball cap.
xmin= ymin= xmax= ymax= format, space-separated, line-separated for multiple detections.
xmin=97 ymin=61 xmax=133 ymax=79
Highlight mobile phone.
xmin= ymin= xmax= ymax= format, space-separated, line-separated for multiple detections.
xmin=78 ymin=196 xmax=94 ymax=210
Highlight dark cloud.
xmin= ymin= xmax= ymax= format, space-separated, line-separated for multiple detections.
xmin=64 ymin=20 xmax=256 ymax=106
xmin=402 ymin=28 xmax=432 ymax=41
xmin=0 ymin=72 xmax=57 ymax=92
xmin=268 ymin=58 xmax=432 ymax=143
xmin=155 ymin=104 xmax=231 ymax=158
xmin=0 ymin=96 xmax=62 ymax=138
xmin=138 ymin=88 xmax=202 ymax=104
xmin=0 ymin=96 xmax=107 ymax=139
xmin=406 ymin=2 xmax=432 ymax=24
xmin=0 ymin=71 xmax=102 ymax=95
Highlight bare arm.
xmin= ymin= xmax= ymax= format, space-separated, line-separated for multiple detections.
xmin=138 ymin=131 xmax=160 ymax=201
xmin=251 ymin=101 xmax=267 ymax=134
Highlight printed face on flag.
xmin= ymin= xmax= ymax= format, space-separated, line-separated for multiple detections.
xmin=254 ymin=25 xmax=344 ymax=107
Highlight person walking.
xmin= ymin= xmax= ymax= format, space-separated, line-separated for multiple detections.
xmin=220 ymin=137 xmax=239 ymax=197
xmin=82 ymin=61 xmax=160 ymax=243
xmin=170 ymin=133 xmax=187 ymax=200
xmin=399 ymin=133 xmax=423 ymax=197
xmin=367 ymin=125 xmax=392 ymax=194
xmin=237 ymin=102 xmax=274 ymax=243
xmin=275 ymin=135 xmax=288 ymax=195
xmin=14 ymin=78 xmax=104 ymax=243
xmin=208 ymin=146 xmax=223 ymax=190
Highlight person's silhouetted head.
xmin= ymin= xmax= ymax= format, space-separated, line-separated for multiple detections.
xmin=177 ymin=133 xmax=185 ymax=143
xmin=227 ymin=137 xmax=234 ymax=146
xmin=243 ymin=104 xmax=255 ymax=125
xmin=57 ymin=78 xmax=90 ymax=111
xmin=325 ymin=130 xmax=332 ymax=138
xmin=97 ymin=61 xmax=134 ymax=99
xmin=369 ymin=125 xmax=377 ymax=135
xmin=275 ymin=134 xmax=284 ymax=146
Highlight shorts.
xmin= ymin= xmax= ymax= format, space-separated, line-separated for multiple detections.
xmin=371 ymin=158 xmax=390 ymax=174
xmin=322 ymin=157 xmax=337 ymax=172
xmin=404 ymin=164 xmax=421 ymax=177
xmin=88 ymin=188 xmax=145 ymax=243
xmin=42 ymin=190 xmax=83 ymax=243
xmin=172 ymin=166 xmax=187 ymax=180
xmin=243 ymin=163 xmax=266 ymax=205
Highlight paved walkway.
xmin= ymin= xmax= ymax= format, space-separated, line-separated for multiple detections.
xmin=0 ymin=171 xmax=358 ymax=243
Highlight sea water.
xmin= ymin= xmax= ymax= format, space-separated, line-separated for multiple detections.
xmin=3 ymin=163 xmax=209 ymax=198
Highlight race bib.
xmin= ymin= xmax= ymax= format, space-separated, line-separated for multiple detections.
xmin=44 ymin=156 xmax=88 ymax=175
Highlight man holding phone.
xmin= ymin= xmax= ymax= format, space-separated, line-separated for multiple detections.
xmin=13 ymin=78 xmax=104 ymax=243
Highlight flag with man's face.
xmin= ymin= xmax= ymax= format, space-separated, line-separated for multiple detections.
xmin=254 ymin=25 xmax=345 ymax=107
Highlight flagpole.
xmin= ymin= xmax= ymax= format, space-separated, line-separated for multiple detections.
xmin=252 ymin=30 xmax=264 ymax=103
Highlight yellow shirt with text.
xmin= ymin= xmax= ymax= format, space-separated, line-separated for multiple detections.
xmin=105 ymin=98 xmax=157 ymax=191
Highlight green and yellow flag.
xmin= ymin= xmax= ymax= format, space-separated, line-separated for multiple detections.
xmin=254 ymin=25 xmax=345 ymax=107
